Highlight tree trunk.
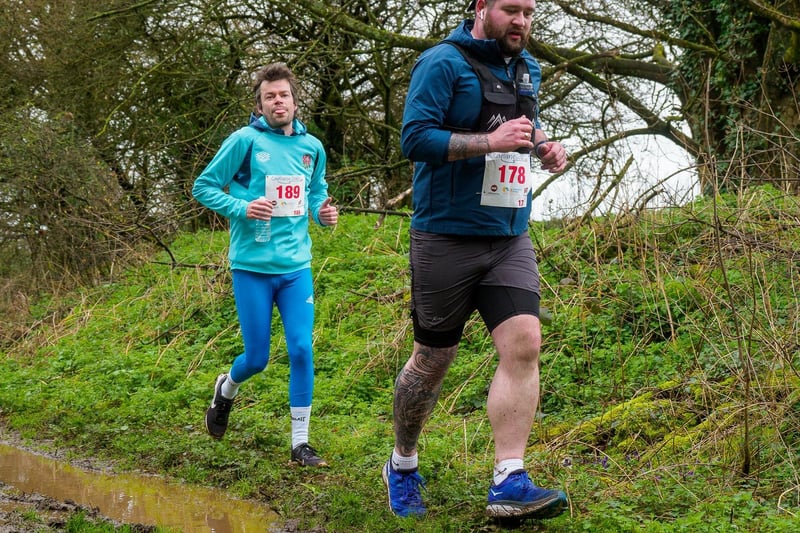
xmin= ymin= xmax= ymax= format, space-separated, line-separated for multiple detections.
xmin=751 ymin=6 xmax=800 ymax=192
xmin=670 ymin=1 xmax=800 ymax=193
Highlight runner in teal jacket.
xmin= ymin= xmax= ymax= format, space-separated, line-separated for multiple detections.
xmin=192 ymin=112 xmax=330 ymax=274
xmin=193 ymin=63 xmax=338 ymax=468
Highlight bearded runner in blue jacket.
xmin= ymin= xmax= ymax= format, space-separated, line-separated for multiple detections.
xmin=193 ymin=62 xmax=338 ymax=468
xmin=383 ymin=0 xmax=569 ymax=519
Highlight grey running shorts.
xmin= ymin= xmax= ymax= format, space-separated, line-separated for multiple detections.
xmin=410 ymin=229 xmax=541 ymax=347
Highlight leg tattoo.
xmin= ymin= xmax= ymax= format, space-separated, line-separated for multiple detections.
xmin=393 ymin=345 xmax=458 ymax=455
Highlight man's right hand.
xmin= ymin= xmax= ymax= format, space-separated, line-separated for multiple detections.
xmin=488 ymin=116 xmax=535 ymax=153
xmin=247 ymin=196 xmax=274 ymax=220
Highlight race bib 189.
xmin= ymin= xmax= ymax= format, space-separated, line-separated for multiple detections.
xmin=265 ymin=175 xmax=306 ymax=217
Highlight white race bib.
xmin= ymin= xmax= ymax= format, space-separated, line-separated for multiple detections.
xmin=265 ymin=175 xmax=306 ymax=217
xmin=480 ymin=152 xmax=532 ymax=208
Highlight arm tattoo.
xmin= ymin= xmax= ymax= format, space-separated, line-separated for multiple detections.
xmin=448 ymin=132 xmax=491 ymax=162
xmin=393 ymin=345 xmax=458 ymax=455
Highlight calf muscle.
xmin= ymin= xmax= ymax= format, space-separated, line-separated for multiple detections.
xmin=393 ymin=344 xmax=457 ymax=455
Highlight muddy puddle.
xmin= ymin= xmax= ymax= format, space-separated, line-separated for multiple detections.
xmin=0 ymin=441 xmax=279 ymax=532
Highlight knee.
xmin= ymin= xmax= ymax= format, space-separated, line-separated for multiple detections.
xmin=242 ymin=358 xmax=268 ymax=375
xmin=521 ymin=330 xmax=542 ymax=363
xmin=288 ymin=341 xmax=313 ymax=368
xmin=503 ymin=315 xmax=541 ymax=346
xmin=404 ymin=344 xmax=458 ymax=383
xmin=525 ymin=327 xmax=542 ymax=354
xmin=499 ymin=326 xmax=541 ymax=366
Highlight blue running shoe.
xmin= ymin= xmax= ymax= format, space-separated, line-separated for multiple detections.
xmin=486 ymin=470 xmax=567 ymax=519
xmin=382 ymin=460 xmax=427 ymax=517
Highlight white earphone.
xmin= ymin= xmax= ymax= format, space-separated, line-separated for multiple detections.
xmin=480 ymin=9 xmax=485 ymax=20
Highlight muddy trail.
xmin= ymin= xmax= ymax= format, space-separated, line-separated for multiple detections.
xmin=0 ymin=432 xmax=156 ymax=532
xmin=0 ymin=435 xmax=313 ymax=533
xmin=0 ymin=480 xmax=156 ymax=532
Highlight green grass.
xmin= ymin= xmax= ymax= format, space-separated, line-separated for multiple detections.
xmin=1 ymin=185 xmax=799 ymax=531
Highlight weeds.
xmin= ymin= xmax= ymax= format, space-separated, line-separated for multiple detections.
xmin=0 ymin=186 xmax=799 ymax=531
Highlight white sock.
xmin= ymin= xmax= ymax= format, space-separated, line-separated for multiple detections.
xmin=391 ymin=450 xmax=419 ymax=472
xmin=493 ymin=459 xmax=524 ymax=485
xmin=221 ymin=374 xmax=240 ymax=399
xmin=291 ymin=406 xmax=311 ymax=449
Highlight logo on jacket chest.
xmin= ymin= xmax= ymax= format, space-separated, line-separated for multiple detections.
xmin=487 ymin=113 xmax=507 ymax=131
xmin=255 ymin=151 xmax=312 ymax=171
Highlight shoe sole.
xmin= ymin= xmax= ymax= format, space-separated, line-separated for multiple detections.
xmin=381 ymin=462 xmax=393 ymax=515
xmin=486 ymin=491 xmax=567 ymax=519
xmin=292 ymin=457 xmax=329 ymax=467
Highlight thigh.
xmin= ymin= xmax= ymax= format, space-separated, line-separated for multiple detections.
xmin=477 ymin=285 xmax=540 ymax=333
xmin=232 ymin=269 xmax=274 ymax=347
xmin=232 ymin=269 xmax=271 ymax=307
xmin=476 ymin=234 xmax=541 ymax=332
xmin=274 ymin=269 xmax=314 ymax=344
xmin=410 ymin=230 xmax=486 ymax=333
xmin=480 ymin=233 xmax=540 ymax=294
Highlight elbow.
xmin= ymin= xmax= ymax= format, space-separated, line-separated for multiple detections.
xmin=191 ymin=176 xmax=210 ymax=202
xmin=400 ymin=133 xmax=415 ymax=160
xmin=402 ymin=124 xmax=450 ymax=163
xmin=402 ymin=136 xmax=437 ymax=163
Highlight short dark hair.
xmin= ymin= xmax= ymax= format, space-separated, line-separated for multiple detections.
xmin=252 ymin=63 xmax=299 ymax=108
xmin=468 ymin=0 xmax=497 ymax=11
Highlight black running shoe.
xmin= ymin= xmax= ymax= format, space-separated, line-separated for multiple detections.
xmin=205 ymin=374 xmax=234 ymax=439
xmin=291 ymin=443 xmax=328 ymax=467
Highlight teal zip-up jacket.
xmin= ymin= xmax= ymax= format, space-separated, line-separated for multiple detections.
xmin=192 ymin=114 xmax=329 ymax=275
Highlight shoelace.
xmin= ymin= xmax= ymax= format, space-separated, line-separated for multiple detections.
xmin=503 ymin=471 xmax=552 ymax=500
xmin=213 ymin=397 xmax=233 ymax=422
xmin=399 ymin=472 xmax=426 ymax=505
xmin=296 ymin=444 xmax=318 ymax=459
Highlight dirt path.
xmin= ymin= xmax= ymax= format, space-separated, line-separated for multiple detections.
xmin=0 ymin=433 xmax=308 ymax=533
xmin=0 ymin=429 xmax=155 ymax=532
xmin=0 ymin=480 xmax=156 ymax=532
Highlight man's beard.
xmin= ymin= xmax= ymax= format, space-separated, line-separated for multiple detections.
xmin=266 ymin=111 xmax=293 ymax=129
xmin=485 ymin=20 xmax=528 ymax=56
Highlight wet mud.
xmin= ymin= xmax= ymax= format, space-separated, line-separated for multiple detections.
xmin=0 ymin=437 xmax=290 ymax=532
xmin=0 ymin=479 xmax=156 ymax=532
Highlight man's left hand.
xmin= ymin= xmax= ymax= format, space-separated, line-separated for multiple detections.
xmin=319 ymin=197 xmax=338 ymax=226
xmin=536 ymin=141 xmax=567 ymax=173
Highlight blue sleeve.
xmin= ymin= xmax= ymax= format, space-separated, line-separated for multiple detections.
xmin=191 ymin=130 xmax=251 ymax=220
xmin=307 ymin=141 xmax=329 ymax=226
xmin=400 ymin=47 xmax=462 ymax=164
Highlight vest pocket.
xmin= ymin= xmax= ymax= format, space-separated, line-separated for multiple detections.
xmin=484 ymin=91 xmax=516 ymax=105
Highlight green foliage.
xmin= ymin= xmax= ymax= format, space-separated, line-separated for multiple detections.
xmin=65 ymin=511 xmax=165 ymax=533
xmin=662 ymin=2 xmax=798 ymax=190
xmin=1 ymin=188 xmax=799 ymax=531
xmin=0 ymin=106 xmax=139 ymax=284
xmin=0 ymin=506 xmax=174 ymax=533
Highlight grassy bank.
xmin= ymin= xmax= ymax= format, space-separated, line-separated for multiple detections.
xmin=1 ymin=185 xmax=799 ymax=531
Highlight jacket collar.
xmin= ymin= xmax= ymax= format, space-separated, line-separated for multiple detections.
xmin=247 ymin=112 xmax=307 ymax=136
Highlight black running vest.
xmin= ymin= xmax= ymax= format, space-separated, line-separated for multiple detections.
xmin=443 ymin=41 xmax=538 ymax=134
